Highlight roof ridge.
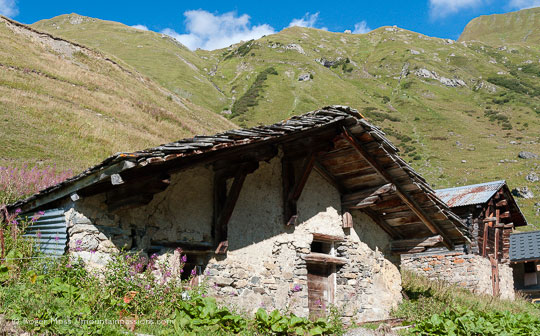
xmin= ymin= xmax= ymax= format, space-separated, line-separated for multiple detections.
xmin=435 ymin=180 xmax=506 ymax=192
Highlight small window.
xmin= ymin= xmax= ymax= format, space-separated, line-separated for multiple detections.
xmin=311 ymin=241 xmax=332 ymax=254
xmin=525 ymin=261 xmax=536 ymax=273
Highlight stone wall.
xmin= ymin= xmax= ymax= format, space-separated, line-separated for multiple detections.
xmin=401 ymin=249 xmax=515 ymax=300
xmin=57 ymin=153 xmax=402 ymax=322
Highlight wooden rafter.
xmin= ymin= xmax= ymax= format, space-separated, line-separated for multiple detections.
xmin=341 ymin=126 xmax=454 ymax=249
xmin=342 ymin=183 xmax=396 ymax=209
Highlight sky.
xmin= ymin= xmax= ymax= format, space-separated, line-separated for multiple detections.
xmin=1 ymin=0 xmax=539 ymax=50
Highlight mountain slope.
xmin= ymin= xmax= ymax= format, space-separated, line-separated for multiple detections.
xmin=203 ymin=25 xmax=539 ymax=223
xmin=0 ymin=16 xmax=233 ymax=172
xmin=459 ymin=7 xmax=540 ymax=46
xmin=32 ymin=14 xmax=227 ymax=112
xmin=29 ymin=13 xmax=540 ymax=225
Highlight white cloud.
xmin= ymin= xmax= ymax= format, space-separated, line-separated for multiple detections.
xmin=162 ymin=10 xmax=275 ymax=51
xmin=288 ymin=12 xmax=319 ymax=28
xmin=352 ymin=21 xmax=371 ymax=34
xmin=508 ymin=0 xmax=540 ymax=9
xmin=429 ymin=0 xmax=484 ymax=18
xmin=131 ymin=24 xmax=149 ymax=31
xmin=0 ymin=0 xmax=18 ymax=17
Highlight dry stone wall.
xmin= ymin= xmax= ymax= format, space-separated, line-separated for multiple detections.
xmin=401 ymin=249 xmax=514 ymax=300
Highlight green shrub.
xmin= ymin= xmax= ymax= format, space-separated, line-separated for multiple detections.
xmin=231 ymin=67 xmax=278 ymax=118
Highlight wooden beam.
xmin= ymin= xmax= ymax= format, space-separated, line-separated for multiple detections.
xmin=289 ymin=154 xmax=316 ymax=202
xmin=214 ymin=167 xmax=251 ymax=253
xmin=312 ymin=233 xmax=345 ymax=242
xmin=482 ymin=221 xmax=488 ymax=257
xmin=341 ymin=126 xmax=454 ymax=249
xmin=499 ymin=211 xmax=511 ymax=219
xmin=391 ymin=235 xmax=444 ymax=254
xmin=342 ymin=183 xmax=396 ymax=208
xmin=361 ymin=208 xmax=403 ymax=239
xmin=14 ymin=160 xmax=136 ymax=213
xmin=282 ymin=158 xmax=296 ymax=225
xmin=494 ymin=228 xmax=500 ymax=261
xmin=304 ymin=253 xmax=347 ymax=265
xmin=496 ymin=199 xmax=508 ymax=208
xmin=283 ymin=154 xmax=316 ymax=225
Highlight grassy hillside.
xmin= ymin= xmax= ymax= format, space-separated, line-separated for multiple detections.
xmin=32 ymin=14 xmax=227 ymax=112
xmin=202 ymin=26 xmax=540 ymax=225
xmin=28 ymin=12 xmax=540 ymax=225
xmin=459 ymin=7 xmax=540 ymax=46
xmin=0 ymin=16 xmax=233 ymax=173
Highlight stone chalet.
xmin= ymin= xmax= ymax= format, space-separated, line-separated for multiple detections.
xmin=402 ymin=180 xmax=527 ymax=299
xmin=8 ymin=106 xmax=468 ymax=322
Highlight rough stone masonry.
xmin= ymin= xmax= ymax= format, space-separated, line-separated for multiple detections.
xmin=401 ymin=248 xmax=514 ymax=300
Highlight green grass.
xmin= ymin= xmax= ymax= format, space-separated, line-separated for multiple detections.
xmin=0 ymin=17 xmax=233 ymax=173
xmin=459 ymin=7 xmax=540 ymax=46
xmin=394 ymin=271 xmax=540 ymax=335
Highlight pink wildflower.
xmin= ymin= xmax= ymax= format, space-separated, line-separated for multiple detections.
xmin=181 ymin=255 xmax=187 ymax=263
xmin=36 ymin=231 xmax=42 ymax=239
xmin=190 ymin=268 xmax=197 ymax=276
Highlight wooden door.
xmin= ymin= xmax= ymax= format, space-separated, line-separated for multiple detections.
xmin=307 ymin=263 xmax=334 ymax=319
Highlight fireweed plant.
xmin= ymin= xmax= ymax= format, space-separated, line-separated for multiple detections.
xmin=0 ymin=217 xmax=345 ymax=336
xmin=0 ymin=165 xmax=72 ymax=204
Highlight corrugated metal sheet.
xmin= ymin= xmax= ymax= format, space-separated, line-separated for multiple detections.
xmin=21 ymin=208 xmax=67 ymax=256
xmin=435 ymin=180 xmax=506 ymax=207
xmin=510 ymin=231 xmax=540 ymax=262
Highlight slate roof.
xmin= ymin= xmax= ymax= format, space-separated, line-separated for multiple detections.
xmin=510 ymin=231 xmax=540 ymax=262
xmin=435 ymin=180 xmax=506 ymax=207
xmin=7 ymin=105 xmax=468 ymax=246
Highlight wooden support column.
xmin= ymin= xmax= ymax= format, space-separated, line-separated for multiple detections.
xmin=283 ymin=153 xmax=316 ymax=225
xmin=213 ymin=163 xmax=258 ymax=254
xmin=341 ymin=127 xmax=453 ymax=249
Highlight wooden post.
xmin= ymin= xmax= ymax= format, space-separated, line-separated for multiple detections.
xmin=283 ymin=153 xmax=316 ymax=225
xmin=213 ymin=162 xmax=258 ymax=254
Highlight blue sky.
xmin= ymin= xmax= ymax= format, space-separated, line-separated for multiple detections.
xmin=1 ymin=0 xmax=539 ymax=50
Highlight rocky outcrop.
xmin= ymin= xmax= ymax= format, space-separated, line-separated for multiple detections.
xmin=526 ymin=171 xmax=539 ymax=183
xmin=298 ymin=73 xmax=311 ymax=81
xmin=512 ymin=186 xmax=534 ymax=199
xmin=414 ymin=68 xmax=466 ymax=87
xmin=518 ymin=151 xmax=538 ymax=159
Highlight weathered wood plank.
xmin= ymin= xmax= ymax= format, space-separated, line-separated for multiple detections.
xmin=304 ymin=253 xmax=347 ymax=265
xmin=342 ymin=183 xmax=395 ymax=208
xmin=341 ymin=126 xmax=454 ymax=249
xmin=391 ymin=235 xmax=443 ymax=252
xmin=312 ymin=233 xmax=345 ymax=242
